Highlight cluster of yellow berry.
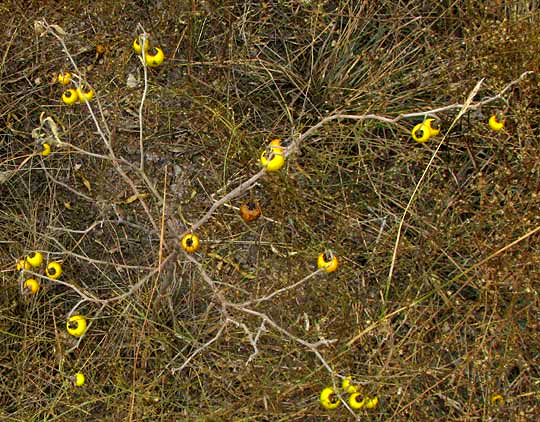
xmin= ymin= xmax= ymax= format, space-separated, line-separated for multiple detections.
xmin=320 ymin=377 xmax=378 ymax=411
xmin=132 ymin=35 xmax=165 ymax=67
xmin=58 ymin=71 xmax=95 ymax=105
xmin=411 ymin=113 xmax=505 ymax=143
xmin=411 ymin=118 xmax=440 ymax=143
xmin=16 ymin=252 xmax=87 ymax=386
xmin=17 ymin=251 xmax=62 ymax=294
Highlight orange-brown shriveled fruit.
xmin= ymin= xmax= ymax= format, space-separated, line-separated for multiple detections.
xmin=239 ymin=201 xmax=262 ymax=223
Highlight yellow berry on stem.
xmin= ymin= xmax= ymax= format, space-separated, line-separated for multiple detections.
xmin=317 ymin=251 xmax=338 ymax=273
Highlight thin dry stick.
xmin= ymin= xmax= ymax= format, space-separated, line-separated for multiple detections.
xmin=240 ymin=319 xmax=266 ymax=364
xmin=165 ymin=72 xmax=535 ymax=378
xmin=185 ymin=168 xmax=267 ymax=235
xmin=452 ymin=223 xmax=540 ymax=282
xmin=176 ymin=250 xmax=339 ymax=375
xmin=169 ymin=321 xmax=228 ymax=373
xmin=182 ymin=71 xmax=533 ymax=238
xmin=40 ymin=162 xmax=94 ymax=202
xmin=49 ymin=219 xmax=153 ymax=236
xmin=239 ymin=268 xmax=325 ymax=307
xmin=286 ymin=71 xmax=533 ymax=155
xmin=158 ymin=166 xmax=168 ymax=270
xmin=231 ymin=303 xmax=338 ymax=374
xmin=67 ymin=299 xmax=87 ymax=318
xmin=25 ymin=253 xmax=174 ymax=305
xmin=385 ymin=78 xmax=486 ymax=304
xmin=136 ymin=27 xmax=150 ymax=171
xmin=43 ymin=21 xmax=160 ymax=232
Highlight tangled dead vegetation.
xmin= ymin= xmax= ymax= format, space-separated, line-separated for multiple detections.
xmin=1 ymin=1 xmax=539 ymax=420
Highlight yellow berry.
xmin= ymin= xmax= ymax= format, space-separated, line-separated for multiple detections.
xmin=26 ymin=251 xmax=44 ymax=267
xmin=77 ymin=86 xmax=94 ymax=103
xmin=41 ymin=143 xmax=51 ymax=157
xmin=74 ymin=372 xmax=85 ymax=387
xmin=320 ymin=387 xmax=340 ymax=410
xmin=349 ymin=392 xmax=366 ymax=409
xmin=16 ymin=259 xmax=31 ymax=271
xmin=364 ymin=396 xmax=379 ymax=409
xmin=144 ymin=47 xmax=165 ymax=67
xmin=489 ymin=114 xmax=505 ymax=131
xmin=317 ymin=251 xmax=338 ymax=273
xmin=66 ymin=315 xmax=87 ymax=337
xmin=23 ymin=279 xmax=40 ymax=295
xmin=57 ymin=71 xmax=72 ymax=85
xmin=342 ymin=376 xmax=358 ymax=394
xmin=411 ymin=123 xmax=430 ymax=143
xmin=424 ymin=118 xmax=440 ymax=137
xmin=62 ymin=89 xmax=79 ymax=105
xmin=46 ymin=261 xmax=63 ymax=279
xmin=491 ymin=393 xmax=504 ymax=406
xmin=133 ymin=37 xmax=149 ymax=54
xmin=181 ymin=233 xmax=201 ymax=253
xmin=260 ymin=139 xmax=285 ymax=171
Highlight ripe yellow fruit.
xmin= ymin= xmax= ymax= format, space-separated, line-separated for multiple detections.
xmin=57 ymin=71 xmax=72 ymax=85
xmin=66 ymin=315 xmax=87 ymax=337
xmin=23 ymin=279 xmax=40 ymax=295
xmin=491 ymin=393 xmax=504 ymax=406
xmin=411 ymin=123 xmax=430 ymax=143
xmin=342 ymin=376 xmax=358 ymax=394
xmin=144 ymin=47 xmax=165 ymax=67
xmin=62 ymin=89 xmax=79 ymax=105
xmin=46 ymin=262 xmax=63 ymax=279
xmin=26 ymin=251 xmax=44 ymax=267
xmin=133 ymin=37 xmax=149 ymax=54
xmin=489 ymin=114 xmax=504 ymax=131
xmin=16 ymin=259 xmax=31 ymax=271
xmin=41 ymin=143 xmax=51 ymax=157
xmin=320 ymin=387 xmax=340 ymax=410
xmin=74 ymin=372 xmax=85 ymax=387
xmin=77 ymin=86 xmax=94 ymax=102
xmin=424 ymin=118 xmax=440 ymax=137
xmin=364 ymin=396 xmax=379 ymax=409
xmin=260 ymin=139 xmax=285 ymax=171
xmin=181 ymin=233 xmax=201 ymax=253
xmin=317 ymin=251 xmax=339 ymax=273
xmin=349 ymin=392 xmax=366 ymax=409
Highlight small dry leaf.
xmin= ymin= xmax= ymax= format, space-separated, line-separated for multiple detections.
xmin=81 ymin=175 xmax=92 ymax=192
xmin=126 ymin=73 xmax=139 ymax=88
xmin=64 ymin=201 xmax=73 ymax=210
xmin=50 ymin=24 xmax=67 ymax=36
xmin=270 ymin=244 xmax=287 ymax=257
xmin=33 ymin=113 xmax=64 ymax=146
xmin=0 ymin=170 xmax=16 ymax=185
xmin=124 ymin=193 xmax=149 ymax=204
xmin=34 ymin=20 xmax=46 ymax=36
